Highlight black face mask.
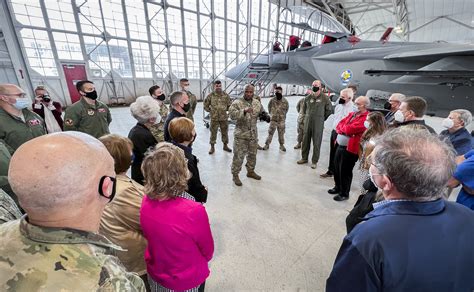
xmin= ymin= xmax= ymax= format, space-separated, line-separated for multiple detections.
xmin=182 ymin=102 xmax=191 ymax=112
xmin=383 ymin=101 xmax=392 ymax=110
xmin=276 ymin=92 xmax=283 ymax=100
xmin=312 ymin=86 xmax=319 ymax=92
xmin=157 ymin=94 xmax=165 ymax=101
xmin=98 ymin=176 xmax=116 ymax=203
xmin=339 ymin=98 xmax=346 ymax=104
xmin=85 ymin=90 xmax=98 ymax=100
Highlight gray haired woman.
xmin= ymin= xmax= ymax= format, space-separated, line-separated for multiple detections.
xmin=128 ymin=95 xmax=161 ymax=184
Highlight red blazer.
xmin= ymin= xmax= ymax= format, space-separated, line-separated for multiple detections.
xmin=336 ymin=111 xmax=369 ymax=155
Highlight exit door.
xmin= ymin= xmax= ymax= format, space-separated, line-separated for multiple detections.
xmin=62 ymin=64 xmax=87 ymax=104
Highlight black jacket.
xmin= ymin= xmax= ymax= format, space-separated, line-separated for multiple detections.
xmin=173 ymin=142 xmax=208 ymax=203
xmin=164 ymin=109 xmax=185 ymax=142
xmin=128 ymin=123 xmax=157 ymax=184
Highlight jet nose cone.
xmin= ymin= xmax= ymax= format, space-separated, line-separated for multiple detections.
xmin=225 ymin=62 xmax=249 ymax=80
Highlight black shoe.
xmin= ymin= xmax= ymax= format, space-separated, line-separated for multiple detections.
xmin=333 ymin=195 xmax=349 ymax=201
xmin=327 ymin=187 xmax=339 ymax=194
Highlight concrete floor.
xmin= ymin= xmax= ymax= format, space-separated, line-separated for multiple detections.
xmin=109 ymin=96 xmax=454 ymax=291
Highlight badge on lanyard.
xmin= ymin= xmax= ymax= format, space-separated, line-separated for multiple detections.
xmin=87 ymin=109 xmax=95 ymax=116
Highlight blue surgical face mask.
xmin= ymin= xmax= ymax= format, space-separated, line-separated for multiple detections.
xmin=14 ymin=97 xmax=31 ymax=110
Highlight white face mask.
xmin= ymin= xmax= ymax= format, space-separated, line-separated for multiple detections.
xmin=394 ymin=110 xmax=405 ymax=123
xmin=154 ymin=115 xmax=162 ymax=125
xmin=442 ymin=118 xmax=454 ymax=129
xmin=183 ymin=86 xmax=189 ymax=91
xmin=364 ymin=120 xmax=370 ymax=129
xmin=368 ymin=167 xmax=381 ymax=189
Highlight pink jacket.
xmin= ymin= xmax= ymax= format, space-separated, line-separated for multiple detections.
xmin=140 ymin=195 xmax=214 ymax=290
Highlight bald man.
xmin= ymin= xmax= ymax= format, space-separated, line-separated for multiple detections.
xmin=297 ymin=80 xmax=332 ymax=169
xmin=0 ymin=132 xmax=145 ymax=291
xmin=0 ymin=83 xmax=46 ymax=153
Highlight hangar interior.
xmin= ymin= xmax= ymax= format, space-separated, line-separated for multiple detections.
xmin=1 ymin=0 xmax=473 ymax=291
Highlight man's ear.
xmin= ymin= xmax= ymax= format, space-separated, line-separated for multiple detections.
xmin=380 ymin=175 xmax=394 ymax=192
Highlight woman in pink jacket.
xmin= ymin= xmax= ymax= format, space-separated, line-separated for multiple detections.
xmin=140 ymin=142 xmax=214 ymax=292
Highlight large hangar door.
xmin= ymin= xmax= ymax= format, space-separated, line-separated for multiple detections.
xmin=62 ymin=64 xmax=87 ymax=104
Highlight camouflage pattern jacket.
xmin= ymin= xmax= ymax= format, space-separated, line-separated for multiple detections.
xmin=229 ymin=97 xmax=263 ymax=140
xmin=0 ymin=217 xmax=145 ymax=292
xmin=204 ymin=91 xmax=232 ymax=121
xmin=268 ymin=97 xmax=289 ymax=122
xmin=296 ymin=97 xmax=306 ymax=124
xmin=185 ymin=90 xmax=197 ymax=120
xmin=148 ymin=102 xmax=169 ymax=143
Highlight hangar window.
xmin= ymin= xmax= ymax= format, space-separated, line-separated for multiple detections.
xmin=167 ymin=8 xmax=184 ymax=46
xmin=227 ymin=0 xmax=237 ymax=21
xmin=186 ymin=48 xmax=200 ymax=79
xmin=78 ymin=1 xmax=102 ymax=35
xmin=53 ymin=32 xmax=82 ymax=60
xmin=214 ymin=1 xmax=225 ymax=18
xmin=147 ymin=3 xmax=167 ymax=44
xmin=169 ymin=46 xmax=186 ymax=78
xmin=84 ymin=36 xmax=111 ymax=77
xmin=20 ymin=29 xmax=57 ymax=76
xmin=200 ymin=49 xmax=212 ymax=79
xmin=184 ymin=12 xmax=199 ymax=47
xmin=182 ymin=0 xmax=196 ymax=11
xmin=10 ymin=0 xmax=45 ymax=28
xmin=227 ymin=21 xmax=237 ymax=52
xmin=215 ymin=18 xmax=226 ymax=51
xmin=102 ymin=1 xmax=126 ymax=38
xmin=125 ymin=3 xmax=148 ymax=41
xmin=153 ymin=44 xmax=169 ymax=79
xmin=215 ymin=51 xmax=226 ymax=77
xmin=45 ymin=0 xmax=76 ymax=32
xmin=131 ymin=41 xmax=152 ymax=78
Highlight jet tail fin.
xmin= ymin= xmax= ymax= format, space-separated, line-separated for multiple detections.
xmin=379 ymin=27 xmax=393 ymax=42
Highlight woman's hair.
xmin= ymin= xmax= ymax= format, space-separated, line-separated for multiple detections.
xmin=141 ymin=142 xmax=190 ymax=200
xmin=362 ymin=111 xmax=386 ymax=141
xmin=169 ymin=117 xmax=195 ymax=143
xmin=99 ymin=134 xmax=133 ymax=174
xmin=130 ymin=95 xmax=160 ymax=124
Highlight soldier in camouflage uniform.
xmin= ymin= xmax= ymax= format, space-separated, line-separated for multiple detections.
xmin=147 ymin=85 xmax=169 ymax=143
xmin=229 ymin=84 xmax=263 ymax=186
xmin=204 ymin=80 xmax=233 ymax=154
xmin=294 ymin=97 xmax=306 ymax=149
xmin=0 ymin=132 xmax=145 ymax=291
xmin=263 ymin=86 xmax=289 ymax=151
xmin=180 ymin=78 xmax=197 ymax=122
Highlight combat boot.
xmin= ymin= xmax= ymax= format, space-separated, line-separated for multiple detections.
xmin=280 ymin=145 xmax=286 ymax=152
xmin=263 ymin=144 xmax=269 ymax=150
xmin=208 ymin=144 xmax=215 ymax=155
xmin=247 ymin=171 xmax=262 ymax=180
xmin=223 ymin=143 xmax=232 ymax=152
xmin=294 ymin=142 xmax=301 ymax=149
xmin=297 ymin=159 xmax=308 ymax=164
xmin=257 ymin=144 xmax=264 ymax=150
xmin=233 ymin=174 xmax=242 ymax=186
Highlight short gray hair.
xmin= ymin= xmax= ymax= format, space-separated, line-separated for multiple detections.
xmin=451 ymin=109 xmax=472 ymax=127
xmin=356 ymin=95 xmax=370 ymax=107
xmin=373 ymin=127 xmax=456 ymax=201
xmin=339 ymin=88 xmax=354 ymax=100
xmin=390 ymin=93 xmax=406 ymax=102
xmin=130 ymin=95 xmax=160 ymax=124
xmin=169 ymin=91 xmax=184 ymax=106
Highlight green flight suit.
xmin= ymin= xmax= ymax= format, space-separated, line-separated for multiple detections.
xmin=0 ymin=108 xmax=46 ymax=153
xmin=64 ymin=97 xmax=112 ymax=139
xmin=0 ymin=141 xmax=10 ymax=188
xmin=301 ymin=92 xmax=333 ymax=164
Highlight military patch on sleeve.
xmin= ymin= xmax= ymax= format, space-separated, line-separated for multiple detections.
xmin=65 ymin=119 xmax=74 ymax=126
xmin=87 ymin=109 xmax=95 ymax=116
xmin=28 ymin=119 xmax=41 ymax=126
xmin=98 ymin=108 xmax=106 ymax=113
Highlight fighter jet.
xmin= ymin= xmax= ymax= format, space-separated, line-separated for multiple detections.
xmin=225 ymin=31 xmax=474 ymax=116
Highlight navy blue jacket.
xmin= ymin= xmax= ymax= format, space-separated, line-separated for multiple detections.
xmin=164 ymin=109 xmax=185 ymax=142
xmin=327 ymin=199 xmax=474 ymax=292
xmin=440 ymin=127 xmax=473 ymax=155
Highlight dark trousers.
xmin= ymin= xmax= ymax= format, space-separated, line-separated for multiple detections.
xmin=327 ymin=129 xmax=338 ymax=174
xmin=333 ymin=145 xmax=359 ymax=197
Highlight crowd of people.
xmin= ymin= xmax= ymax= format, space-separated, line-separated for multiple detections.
xmin=0 ymin=78 xmax=473 ymax=291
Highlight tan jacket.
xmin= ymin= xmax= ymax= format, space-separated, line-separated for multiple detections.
xmin=99 ymin=174 xmax=147 ymax=275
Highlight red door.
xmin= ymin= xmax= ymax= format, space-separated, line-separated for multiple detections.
xmin=62 ymin=64 xmax=87 ymax=104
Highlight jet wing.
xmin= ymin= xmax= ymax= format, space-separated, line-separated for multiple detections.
xmin=365 ymin=70 xmax=474 ymax=78
xmin=384 ymin=45 xmax=474 ymax=60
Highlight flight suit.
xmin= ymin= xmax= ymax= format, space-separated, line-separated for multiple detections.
xmin=229 ymin=97 xmax=263 ymax=175
xmin=204 ymin=91 xmax=232 ymax=145
xmin=0 ymin=108 xmax=46 ymax=153
xmin=265 ymin=96 xmax=289 ymax=146
xmin=64 ymin=97 xmax=112 ymax=139
xmin=185 ymin=90 xmax=197 ymax=122
xmin=301 ymin=92 xmax=332 ymax=164
xmin=0 ymin=141 xmax=11 ymax=188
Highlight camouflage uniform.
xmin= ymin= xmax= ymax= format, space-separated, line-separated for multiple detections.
xmin=0 ymin=217 xmax=145 ymax=291
xmin=204 ymin=91 xmax=232 ymax=145
xmin=63 ymin=97 xmax=112 ymax=139
xmin=296 ymin=97 xmax=306 ymax=144
xmin=185 ymin=90 xmax=197 ymax=122
xmin=229 ymin=97 xmax=263 ymax=175
xmin=0 ymin=189 xmax=21 ymax=224
xmin=148 ymin=103 xmax=169 ymax=143
xmin=301 ymin=92 xmax=332 ymax=164
xmin=265 ymin=97 xmax=289 ymax=146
